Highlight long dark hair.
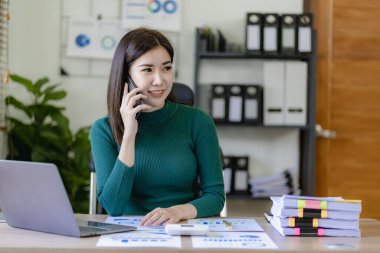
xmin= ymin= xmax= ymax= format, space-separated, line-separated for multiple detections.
xmin=107 ymin=28 xmax=175 ymax=145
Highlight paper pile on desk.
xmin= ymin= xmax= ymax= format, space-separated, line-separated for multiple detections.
xmin=249 ymin=170 xmax=300 ymax=197
xmin=266 ymin=195 xmax=361 ymax=237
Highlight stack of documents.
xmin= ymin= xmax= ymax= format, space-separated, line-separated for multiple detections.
xmin=249 ymin=170 xmax=299 ymax=197
xmin=266 ymin=195 xmax=362 ymax=237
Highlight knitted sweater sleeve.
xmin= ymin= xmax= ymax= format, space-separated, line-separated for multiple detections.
xmin=188 ymin=110 xmax=225 ymax=217
xmin=90 ymin=118 xmax=134 ymax=216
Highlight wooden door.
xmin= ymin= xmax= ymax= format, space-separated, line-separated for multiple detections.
xmin=307 ymin=0 xmax=380 ymax=219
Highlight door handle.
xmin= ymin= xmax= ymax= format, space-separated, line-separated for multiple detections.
xmin=315 ymin=124 xmax=337 ymax=139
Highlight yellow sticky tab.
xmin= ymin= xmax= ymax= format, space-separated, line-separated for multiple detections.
xmin=335 ymin=199 xmax=362 ymax=203
xmin=289 ymin=218 xmax=295 ymax=227
xmin=298 ymin=208 xmax=303 ymax=218
xmin=320 ymin=200 xmax=327 ymax=209
xmin=298 ymin=200 xmax=305 ymax=208
xmin=313 ymin=218 xmax=318 ymax=227
xmin=321 ymin=209 xmax=328 ymax=218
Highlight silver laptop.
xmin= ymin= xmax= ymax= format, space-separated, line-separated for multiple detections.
xmin=0 ymin=160 xmax=136 ymax=237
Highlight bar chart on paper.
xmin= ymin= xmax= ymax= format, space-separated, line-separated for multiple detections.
xmin=96 ymin=231 xmax=182 ymax=248
xmin=105 ymin=216 xmax=165 ymax=230
xmin=191 ymin=232 xmax=277 ymax=249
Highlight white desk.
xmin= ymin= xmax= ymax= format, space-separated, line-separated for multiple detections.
xmin=0 ymin=214 xmax=379 ymax=252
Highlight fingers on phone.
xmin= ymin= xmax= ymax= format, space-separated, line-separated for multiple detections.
xmin=130 ymin=86 xmax=144 ymax=95
xmin=135 ymin=103 xmax=151 ymax=113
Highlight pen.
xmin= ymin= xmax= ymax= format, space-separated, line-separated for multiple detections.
xmin=222 ymin=219 xmax=233 ymax=231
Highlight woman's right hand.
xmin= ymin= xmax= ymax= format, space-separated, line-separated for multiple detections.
xmin=119 ymin=84 xmax=151 ymax=139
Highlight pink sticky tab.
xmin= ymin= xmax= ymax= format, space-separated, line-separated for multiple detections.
xmin=318 ymin=228 xmax=324 ymax=236
xmin=295 ymin=228 xmax=300 ymax=236
xmin=305 ymin=200 xmax=320 ymax=209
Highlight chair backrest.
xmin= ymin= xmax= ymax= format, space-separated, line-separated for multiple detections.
xmin=171 ymin=82 xmax=195 ymax=106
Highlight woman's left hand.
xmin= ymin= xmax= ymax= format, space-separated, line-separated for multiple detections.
xmin=140 ymin=204 xmax=197 ymax=226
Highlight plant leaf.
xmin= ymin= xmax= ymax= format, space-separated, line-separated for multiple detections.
xmin=5 ymin=96 xmax=32 ymax=118
xmin=33 ymin=77 xmax=49 ymax=96
xmin=10 ymin=74 xmax=34 ymax=93
xmin=31 ymin=144 xmax=66 ymax=165
xmin=42 ymin=84 xmax=59 ymax=94
xmin=42 ymin=91 xmax=67 ymax=103
xmin=50 ymin=110 xmax=71 ymax=138
xmin=8 ymin=125 xmax=36 ymax=149
xmin=6 ymin=116 xmax=28 ymax=127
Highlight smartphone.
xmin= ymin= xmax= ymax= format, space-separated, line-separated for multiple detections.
xmin=127 ymin=75 xmax=144 ymax=119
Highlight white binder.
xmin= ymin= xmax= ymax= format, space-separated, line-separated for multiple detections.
xmin=297 ymin=14 xmax=313 ymax=53
xmin=228 ymin=86 xmax=243 ymax=122
xmin=211 ymin=85 xmax=227 ymax=122
xmin=285 ymin=61 xmax=308 ymax=125
xmin=263 ymin=61 xmax=285 ymax=125
xmin=298 ymin=27 xmax=312 ymax=53
xmin=223 ymin=156 xmax=233 ymax=194
xmin=246 ymin=13 xmax=262 ymax=53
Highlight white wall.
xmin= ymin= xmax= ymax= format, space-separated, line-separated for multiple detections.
xmin=7 ymin=0 xmax=303 ymax=178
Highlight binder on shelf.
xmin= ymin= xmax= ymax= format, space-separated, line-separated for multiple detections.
xmin=297 ymin=13 xmax=313 ymax=54
xmin=222 ymin=156 xmax=234 ymax=195
xmin=196 ymin=27 xmax=208 ymax=53
xmin=227 ymin=85 xmax=243 ymax=123
xmin=263 ymin=13 xmax=280 ymax=54
xmin=285 ymin=61 xmax=308 ymax=125
xmin=245 ymin=13 xmax=263 ymax=54
xmin=210 ymin=85 xmax=227 ymax=123
xmin=233 ymin=156 xmax=249 ymax=194
xmin=217 ymin=29 xmax=227 ymax=52
xmin=263 ymin=61 xmax=285 ymax=125
xmin=243 ymin=85 xmax=263 ymax=124
xmin=280 ymin=14 xmax=297 ymax=55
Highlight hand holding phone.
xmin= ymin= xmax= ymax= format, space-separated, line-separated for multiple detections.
xmin=127 ymin=76 xmax=144 ymax=119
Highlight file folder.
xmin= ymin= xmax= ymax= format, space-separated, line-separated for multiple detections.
xmin=245 ymin=13 xmax=263 ymax=54
xmin=263 ymin=13 xmax=280 ymax=54
xmin=210 ymin=85 xmax=227 ymax=123
xmin=280 ymin=14 xmax=297 ymax=55
xmin=263 ymin=61 xmax=285 ymax=125
xmin=285 ymin=61 xmax=308 ymax=125
xmin=217 ymin=29 xmax=227 ymax=52
xmin=233 ymin=156 xmax=249 ymax=194
xmin=227 ymin=85 xmax=243 ymax=123
xmin=297 ymin=13 xmax=313 ymax=54
xmin=223 ymin=156 xmax=234 ymax=195
xmin=197 ymin=27 xmax=208 ymax=52
xmin=243 ymin=85 xmax=263 ymax=124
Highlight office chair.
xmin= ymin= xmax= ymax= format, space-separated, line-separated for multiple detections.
xmin=89 ymin=82 xmax=227 ymax=217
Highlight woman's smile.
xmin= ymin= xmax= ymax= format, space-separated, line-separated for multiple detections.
xmin=148 ymin=89 xmax=165 ymax=98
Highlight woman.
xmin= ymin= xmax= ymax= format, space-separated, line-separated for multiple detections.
xmin=90 ymin=28 xmax=225 ymax=226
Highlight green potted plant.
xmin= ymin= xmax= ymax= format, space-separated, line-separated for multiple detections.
xmin=6 ymin=74 xmax=91 ymax=213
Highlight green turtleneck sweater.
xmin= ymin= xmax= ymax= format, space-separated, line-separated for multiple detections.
xmin=90 ymin=101 xmax=225 ymax=217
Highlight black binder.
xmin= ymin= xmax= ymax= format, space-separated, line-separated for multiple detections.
xmin=296 ymin=13 xmax=313 ymax=54
xmin=263 ymin=13 xmax=280 ymax=54
xmin=243 ymin=85 xmax=263 ymax=124
xmin=280 ymin=14 xmax=297 ymax=55
xmin=210 ymin=84 xmax=227 ymax=123
xmin=245 ymin=13 xmax=263 ymax=54
xmin=217 ymin=29 xmax=227 ymax=52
